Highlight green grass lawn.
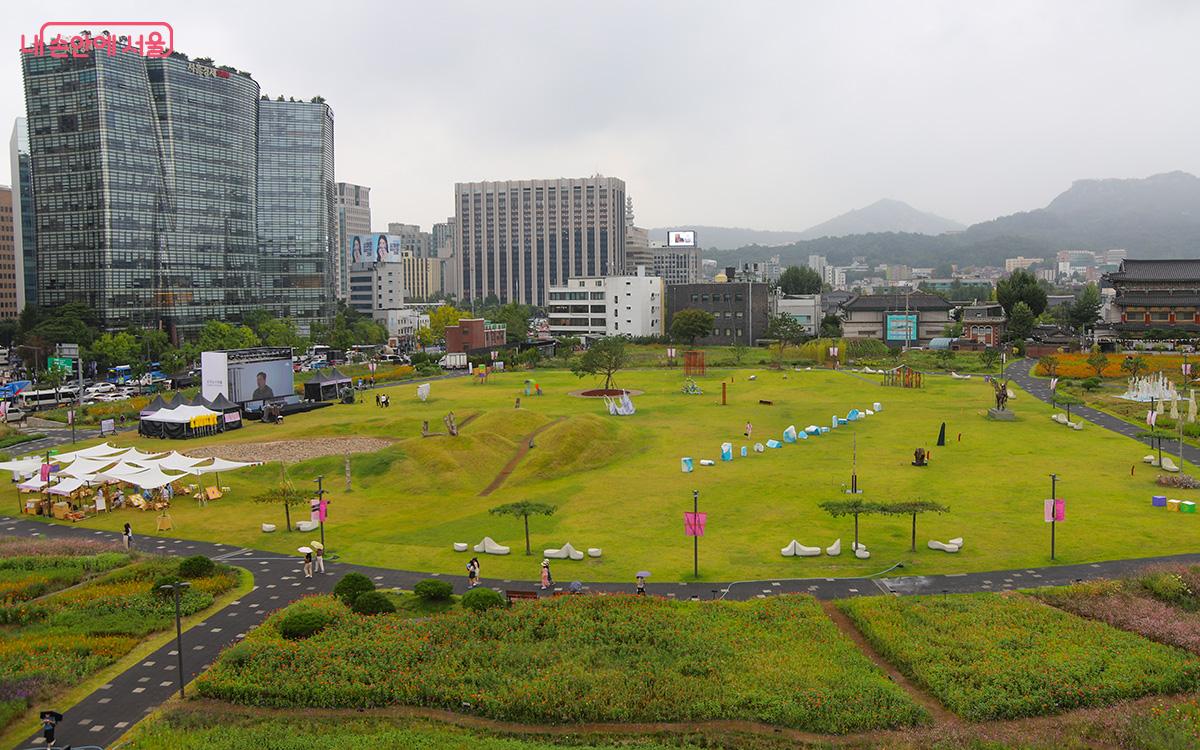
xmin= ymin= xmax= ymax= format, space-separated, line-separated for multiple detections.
xmin=23 ymin=365 xmax=1200 ymax=582
xmin=197 ymin=594 xmax=926 ymax=733
xmin=839 ymin=592 xmax=1200 ymax=721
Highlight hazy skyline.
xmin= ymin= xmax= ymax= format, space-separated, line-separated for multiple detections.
xmin=4 ymin=1 xmax=1198 ymax=234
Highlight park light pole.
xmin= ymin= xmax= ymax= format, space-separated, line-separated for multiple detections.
xmin=1049 ymin=473 xmax=1059 ymax=561
xmin=158 ymin=580 xmax=191 ymax=698
xmin=692 ymin=490 xmax=699 ymax=578
xmin=313 ymin=475 xmax=326 ymax=548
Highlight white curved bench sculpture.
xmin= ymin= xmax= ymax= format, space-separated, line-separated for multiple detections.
xmin=1162 ymin=457 xmax=1181 ymax=473
xmin=544 ymin=542 xmax=585 ymax=560
xmin=261 ymin=523 xmax=276 ymax=533
xmin=781 ymin=540 xmax=821 ymax=557
xmin=826 ymin=539 xmax=841 ymax=556
xmin=474 ymin=536 xmax=511 ymax=555
xmin=296 ymin=520 xmax=319 ymax=532
xmin=452 ymin=542 xmax=468 ymax=552
xmin=928 ymin=540 xmax=960 ymax=553
xmin=948 ymin=537 xmax=963 ymax=549
xmin=852 ymin=541 xmax=870 ymax=559
xmin=587 ymin=547 xmax=602 ymax=558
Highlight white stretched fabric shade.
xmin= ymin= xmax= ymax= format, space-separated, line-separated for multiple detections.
xmin=17 ymin=477 xmax=47 ymax=491
xmin=53 ymin=443 xmax=128 ymax=463
xmin=186 ymin=457 xmax=260 ymax=474
xmin=59 ymin=456 xmax=121 ymax=478
xmin=0 ymin=458 xmax=45 ymax=475
xmin=131 ymin=451 xmax=204 ymax=472
xmin=99 ymin=463 xmax=185 ymax=490
xmin=48 ymin=477 xmax=89 ymax=496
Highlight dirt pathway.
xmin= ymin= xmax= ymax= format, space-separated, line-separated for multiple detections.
xmin=477 ymin=417 xmax=566 ymax=497
xmin=819 ymin=599 xmax=959 ymax=727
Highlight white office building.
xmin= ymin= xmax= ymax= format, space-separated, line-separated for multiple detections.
xmin=776 ymin=294 xmax=822 ymax=336
xmin=547 ymin=268 xmax=664 ymax=339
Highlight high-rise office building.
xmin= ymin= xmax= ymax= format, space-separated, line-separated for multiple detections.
xmin=431 ymin=218 xmax=458 ymax=299
xmin=334 ymin=183 xmax=371 ymax=300
xmin=387 ymin=223 xmax=432 ymax=258
xmin=9 ymin=119 xmax=34 ymax=310
xmin=454 ymin=176 xmax=626 ymax=307
xmin=652 ymin=247 xmax=701 ymax=285
xmin=257 ymin=98 xmax=336 ymax=334
xmin=0 ymin=187 xmax=18 ymax=318
xmin=22 ymin=50 xmax=333 ymax=339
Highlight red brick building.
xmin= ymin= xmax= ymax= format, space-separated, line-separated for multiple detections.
xmin=960 ymin=303 xmax=1006 ymax=347
xmin=445 ymin=318 xmax=507 ymax=353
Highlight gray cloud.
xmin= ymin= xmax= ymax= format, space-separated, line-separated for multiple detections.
xmin=3 ymin=0 xmax=1197 ymax=232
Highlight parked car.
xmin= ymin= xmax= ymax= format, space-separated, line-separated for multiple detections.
xmin=3 ymin=408 xmax=26 ymax=424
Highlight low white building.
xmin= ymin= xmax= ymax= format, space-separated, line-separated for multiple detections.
xmin=547 ymin=267 xmax=664 ymax=339
xmin=776 ymin=293 xmax=822 ymax=336
xmin=379 ymin=308 xmax=430 ymax=349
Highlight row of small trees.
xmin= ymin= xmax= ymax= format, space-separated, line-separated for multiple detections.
xmin=818 ymin=499 xmax=950 ymax=552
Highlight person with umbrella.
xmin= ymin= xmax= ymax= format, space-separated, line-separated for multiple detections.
xmin=636 ymin=571 xmax=650 ymax=596
xmin=312 ymin=541 xmax=325 ymax=575
xmin=540 ymin=559 xmax=553 ymax=590
xmin=299 ymin=546 xmax=313 ymax=578
xmin=466 ymin=557 xmax=480 ymax=589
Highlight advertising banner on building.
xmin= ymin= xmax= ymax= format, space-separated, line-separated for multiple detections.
xmin=350 ymin=233 xmax=404 ymax=265
xmin=667 ymin=230 xmax=696 ymax=248
xmin=885 ymin=313 xmax=918 ymax=342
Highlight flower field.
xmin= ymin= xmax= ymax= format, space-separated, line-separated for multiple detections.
xmin=197 ymin=594 xmax=928 ymax=734
xmin=1035 ymin=353 xmax=1185 ymax=379
xmin=838 ymin=593 xmax=1200 ymax=721
xmin=0 ymin=548 xmax=238 ymax=733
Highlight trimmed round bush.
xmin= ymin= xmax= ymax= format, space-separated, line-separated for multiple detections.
xmin=351 ymin=590 xmax=396 ymax=615
xmin=413 ymin=578 xmax=453 ymax=601
xmin=178 ymin=555 xmax=216 ymax=579
xmin=150 ymin=575 xmax=184 ymax=597
xmin=333 ymin=572 xmax=374 ymax=605
xmin=278 ymin=608 xmax=333 ymax=640
xmin=461 ymin=587 xmax=505 ymax=613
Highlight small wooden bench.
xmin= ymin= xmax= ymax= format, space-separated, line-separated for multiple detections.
xmin=505 ymin=590 xmax=539 ymax=604
xmin=759 ymin=399 xmax=774 ymax=406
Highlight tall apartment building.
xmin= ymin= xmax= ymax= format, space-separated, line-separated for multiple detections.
xmin=0 ymin=187 xmax=18 ymax=317
xmin=257 ymin=98 xmax=335 ymax=334
xmin=652 ymin=247 xmax=701 ymax=285
xmin=334 ymin=183 xmax=371 ymax=300
xmin=9 ymin=119 xmax=34 ymax=310
xmin=22 ymin=50 xmax=331 ymax=339
xmin=431 ymin=218 xmax=458 ymax=298
xmin=454 ymin=176 xmax=626 ymax=307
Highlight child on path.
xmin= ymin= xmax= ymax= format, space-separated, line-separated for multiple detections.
xmin=540 ymin=559 xmax=553 ymax=590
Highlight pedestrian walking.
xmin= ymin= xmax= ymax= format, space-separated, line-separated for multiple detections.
xmin=744 ymin=421 xmax=752 ymax=438
xmin=375 ymin=393 xmax=381 ymax=406
xmin=303 ymin=550 xmax=313 ymax=578
xmin=540 ymin=559 xmax=553 ymax=590
xmin=636 ymin=575 xmax=646 ymax=596
xmin=314 ymin=544 xmax=325 ymax=574
xmin=41 ymin=714 xmax=56 ymax=747
xmin=467 ymin=557 xmax=480 ymax=588
xmin=123 ymin=522 xmax=132 ymax=550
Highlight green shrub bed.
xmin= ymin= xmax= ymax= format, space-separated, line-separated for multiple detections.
xmin=839 ymin=592 xmax=1200 ymax=721
xmin=197 ymin=594 xmax=926 ymax=734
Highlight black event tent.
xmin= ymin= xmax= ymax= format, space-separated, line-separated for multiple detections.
xmin=303 ymin=369 xmax=352 ymax=402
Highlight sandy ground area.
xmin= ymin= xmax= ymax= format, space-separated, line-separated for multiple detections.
xmin=182 ymin=437 xmax=392 ymax=464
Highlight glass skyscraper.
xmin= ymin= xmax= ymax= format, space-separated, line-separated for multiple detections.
xmin=258 ymin=99 xmax=335 ymax=334
xmin=21 ymin=50 xmax=334 ymax=339
xmin=8 ymin=118 xmax=36 ymax=310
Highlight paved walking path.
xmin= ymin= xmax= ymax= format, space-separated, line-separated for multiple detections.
xmin=13 ymin=362 xmax=1200 ymax=747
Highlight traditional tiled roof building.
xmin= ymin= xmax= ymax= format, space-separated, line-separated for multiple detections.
xmin=1104 ymin=259 xmax=1200 ymax=335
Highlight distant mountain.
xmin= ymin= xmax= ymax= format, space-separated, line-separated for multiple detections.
xmin=711 ymin=171 xmax=1200 ymax=269
xmin=644 ymin=226 xmax=808 ymax=251
xmin=797 ymin=199 xmax=964 ymax=240
xmin=961 ymin=171 xmax=1200 ymax=255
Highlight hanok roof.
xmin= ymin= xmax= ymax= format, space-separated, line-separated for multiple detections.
xmin=841 ymin=292 xmax=952 ymax=312
xmin=1114 ymin=292 xmax=1200 ymax=306
xmin=1107 ymin=259 xmax=1200 ymax=283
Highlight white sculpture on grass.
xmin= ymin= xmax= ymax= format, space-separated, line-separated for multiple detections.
xmin=474 ymin=537 xmax=511 ymax=555
xmin=544 ymin=542 xmax=585 ymax=560
xmin=605 ymin=393 xmax=636 ymax=416
xmin=1120 ymin=372 xmax=1178 ymax=403
xmin=417 ymin=383 xmax=431 ymax=402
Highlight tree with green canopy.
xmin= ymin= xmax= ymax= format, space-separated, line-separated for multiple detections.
xmin=1051 ymin=391 xmax=1084 ymax=422
xmin=777 ymin=265 xmax=822 ymax=295
xmin=880 ymin=500 xmax=950 ymax=552
xmin=1006 ymin=301 xmax=1035 ymax=342
xmin=252 ymin=468 xmax=309 ymax=532
xmin=670 ymin=308 xmax=715 ymax=344
xmin=570 ymin=336 xmax=629 ymax=391
xmin=1138 ymin=427 xmax=1174 ymax=468
xmin=996 ymin=268 xmax=1048 ymax=317
xmin=1121 ymin=355 xmax=1147 ymax=380
xmin=489 ymin=501 xmax=557 ymax=556
xmin=1087 ymin=348 xmax=1110 ymax=377
xmin=819 ymin=499 xmax=888 ymax=552
xmin=1069 ymin=283 xmax=1102 ymax=331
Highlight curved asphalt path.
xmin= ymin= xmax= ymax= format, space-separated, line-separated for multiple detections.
xmin=12 ymin=360 xmax=1200 ymax=747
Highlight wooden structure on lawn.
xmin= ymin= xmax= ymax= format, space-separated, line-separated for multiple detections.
xmin=882 ymin=364 xmax=923 ymax=388
xmin=683 ymin=350 xmax=706 ymax=376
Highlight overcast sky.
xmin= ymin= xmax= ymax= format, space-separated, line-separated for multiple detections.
xmin=4 ymin=1 xmax=1198 ymax=232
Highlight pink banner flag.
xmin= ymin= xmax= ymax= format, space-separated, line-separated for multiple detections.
xmin=1044 ymin=498 xmax=1064 ymax=522
xmin=1054 ymin=498 xmax=1065 ymax=522
xmin=684 ymin=511 xmax=707 ymax=537
xmin=311 ymin=499 xmax=329 ymax=523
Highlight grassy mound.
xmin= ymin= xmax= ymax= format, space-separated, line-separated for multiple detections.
xmin=509 ymin=415 xmax=625 ymax=484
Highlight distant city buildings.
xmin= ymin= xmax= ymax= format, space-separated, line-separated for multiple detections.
xmin=777 ymin=293 xmax=821 ymax=336
xmin=666 ymin=278 xmax=772 ymax=345
xmin=652 ymin=246 xmax=702 ymax=285
xmin=334 ymin=183 xmax=372 ymax=300
xmin=960 ymin=302 xmax=1007 ymax=347
xmin=546 ymin=268 xmax=664 ymax=339
xmin=20 ymin=50 xmax=334 ymax=338
xmin=8 ymin=119 xmax=33 ymax=310
xmin=0 ymin=187 xmax=18 ymax=318
xmin=445 ymin=318 xmax=506 ymax=353
xmin=840 ymin=292 xmax=953 ymax=346
xmin=1004 ymin=256 xmax=1043 ymax=273
xmin=454 ymin=176 xmax=626 ymax=306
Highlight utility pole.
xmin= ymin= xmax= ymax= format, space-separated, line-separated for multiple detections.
xmin=159 ymin=580 xmax=191 ymax=698
xmin=692 ymin=489 xmax=699 ymax=578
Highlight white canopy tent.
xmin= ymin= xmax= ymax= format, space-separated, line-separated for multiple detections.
xmin=99 ymin=463 xmax=185 ymax=491
xmin=47 ymin=477 xmax=89 ymax=496
xmin=59 ymin=456 xmax=121 ymax=478
xmin=17 ymin=477 xmax=47 ymax=492
xmin=52 ymin=443 xmax=129 ymax=463
xmin=133 ymin=451 xmax=205 ymax=472
xmin=187 ymin=457 xmax=260 ymax=474
xmin=0 ymin=457 xmax=46 ymax=477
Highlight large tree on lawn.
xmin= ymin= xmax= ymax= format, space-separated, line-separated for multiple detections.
xmin=252 ymin=468 xmax=309 ymax=532
xmin=819 ymin=499 xmax=887 ymax=552
xmin=670 ymin=308 xmax=715 ymax=345
xmin=881 ymin=500 xmax=950 ymax=552
xmin=570 ymin=336 xmax=629 ymax=391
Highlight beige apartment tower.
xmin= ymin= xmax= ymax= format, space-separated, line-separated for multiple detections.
xmin=454 ymin=176 xmax=626 ymax=306
xmin=0 ymin=187 xmax=16 ymax=318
